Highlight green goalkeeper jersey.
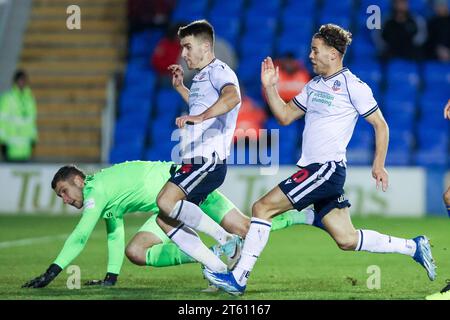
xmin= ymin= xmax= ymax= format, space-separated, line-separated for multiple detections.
xmin=53 ymin=161 xmax=182 ymax=274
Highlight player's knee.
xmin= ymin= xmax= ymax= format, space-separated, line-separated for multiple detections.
xmin=156 ymin=195 xmax=175 ymax=216
xmin=125 ymin=244 xmax=146 ymax=266
xmin=443 ymin=189 xmax=450 ymax=206
xmin=252 ymin=200 xmax=272 ymax=220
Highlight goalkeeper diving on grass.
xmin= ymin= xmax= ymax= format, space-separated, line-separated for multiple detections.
xmin=22 ymin=161 xmax=319 ymax=288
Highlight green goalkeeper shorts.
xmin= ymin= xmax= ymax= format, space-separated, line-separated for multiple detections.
xmin=137 ymin=190 xmax=236 ymax=243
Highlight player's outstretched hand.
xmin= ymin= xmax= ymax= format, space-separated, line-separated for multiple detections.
xmin=22 ymin=264 xmax=62 ymax=288
xmin=168 ymin=64 xmax=184 ymax=89
xmin=85 ymin=273 xmax=118 ymax=287
xmin=261 ymin=57 xmax=279 ymax=89
xmin=372 ymin=166 xmax=389 ymax=192
xmin=444 ymin=99 xmax=450 ymax=120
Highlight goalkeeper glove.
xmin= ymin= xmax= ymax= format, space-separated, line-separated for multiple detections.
xmin=22 ymin=264 xmax=62 ymax=288
xmin=84 ymin=272 xmax=118 ymax=286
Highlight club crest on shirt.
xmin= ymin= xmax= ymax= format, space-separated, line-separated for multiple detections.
xmin=332 ymin=80 xmax=341 ymax=92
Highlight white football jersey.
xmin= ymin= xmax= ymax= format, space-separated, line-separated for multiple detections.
xmin=292 ymin=67 xmax=378 ymax=167
xmin=181 ymin=58 xmax=241 ymax=161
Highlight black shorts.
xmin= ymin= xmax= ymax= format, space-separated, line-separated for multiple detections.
xmin=278 ymin=161 xmax=351 ymax=219
xmin=169 ymin=152 xmax=227 ymax=205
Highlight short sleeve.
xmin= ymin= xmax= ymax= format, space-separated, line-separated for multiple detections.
xmin=291 ymin=81 xmax=309 ymax=112
xmin=209 ymin=65 xmax=237 ymax=94
xmin=349 ymin=80 xmax=378 ymax=118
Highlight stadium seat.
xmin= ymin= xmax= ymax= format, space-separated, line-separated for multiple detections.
xmin=386 ymin=59 xmax=420 ymax=89
xmin=171 ymin=0 xmax=208 ymax=22
xmin=239 ymin=36 xmax=273 ymax=62
xmin=209 ymin=0 xmax=244 ymax=15
xmin=422 ymin=61 xmax=450 ymax=90
xmin=265 ymin=117 xmax=299 ymax=164
xmin=359 ymin=0 xmax=390 ymax=13
xmin=275 ymin=32 xmax=311 ymax=62
xmin=322 ymin=0 xmax=354 ymax=15
xmin=110 ymin=144 xmax=144 ymax=163
xmin=350 ymin=35 xmax=378 ymax=60
xmin=208 ymin=16 xmax=241 ymax=44
xmin=385 ymin=129 xmax=414 ymax=166
xmin=382 ymin=95 xmax=416 ymax=130
xmin=155 ymin=88 xmax=182 ymax=119
xmin=319 ymin=14 xmax=351 ymax=31
xmin=247 ymin=0 xmax=281 ymax=14
xmin=349 ymin=60 xmax=382 ymax=89
xmin=409 ymin=0 xmax=432 ymax=15
xmin=237 ymin=57 xmax=261 ymax=85
xmin=129 ymin=29 xmax=163 ymax=58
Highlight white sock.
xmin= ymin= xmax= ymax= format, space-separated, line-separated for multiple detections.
xmin=169 ymin=200 xmax=232 ymax=245
xmin=232 ymin=217 xmax=271 ymax=286
xmin=355 ymin=229 xmax=417 ymax=256
xmin=303 ymin=207 xmax=315 ymax=225
xmin=168 ymin=224 xmax=227 ymax=273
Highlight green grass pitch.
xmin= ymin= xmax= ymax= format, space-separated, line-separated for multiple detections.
xmin=0 ymin=214 xmax=448 ymax=300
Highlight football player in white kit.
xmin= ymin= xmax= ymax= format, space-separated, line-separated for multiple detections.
xmin=154 ymin=20 xmax=244 ymax=275
xmin=204 ymin=24 xmax=436 ymax=295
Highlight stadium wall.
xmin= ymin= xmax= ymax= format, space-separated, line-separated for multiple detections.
xmin=1 ymin=164 xmax=446 ymax=217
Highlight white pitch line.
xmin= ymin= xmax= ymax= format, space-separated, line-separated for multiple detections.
xmin=0 ymin=227 xmax=138 ymax=250
xmin=0 ymin=234 xmax=69 ymax=249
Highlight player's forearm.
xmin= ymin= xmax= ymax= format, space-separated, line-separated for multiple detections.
xmin=175 ymin=85 xmax=190 ymax=104
xmin=200 ymin=88 xmax=240 ymax=121
xmin=106 ymin=221 xmax=125 ymax=275
xmin=372 ymin=119 xmax=389 ymax=169
xmin=53 ymin=231 xmax=89 ymax=269
xmin=264 ymin=85 xmax=289 ymax=125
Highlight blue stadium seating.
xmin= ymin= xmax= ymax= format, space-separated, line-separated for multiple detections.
xmin=319 ymin=14 xmax=351 ymax=30
xmin=155 ymin=88 xmax=183 ymax=118
xmin=422 ymin=61 xmax=450 ymax=90
xmin=346 ymin=119 xmax=374 ymax=165
xmin=386 ymin=59 xmax=420 ymax=90
xmin=265 ymin=117 xmax=300 ymax=164
xmin=322 ymin=0 xmax=354 ymax=14
xmin=239 ymin=36 xmax=273 ymax=60
xmin=208 ymin=16 xmax=241 ymax=44
xmin=117 ymin=0 xmax=447 ymax=168
xmin=129 ymin=30 xmax=163 ymax=58
xmin=385 ymin=129 xmax=414 ymax=166
xmin=359 ymin=0 xmax=391 ymax=13
xmin=414 ymin=127 xmax=448 ymax=166
xmin=209 ymin=0 xmax=244 ymax=16
xmin=247 ymin=0 xmax=282 ymax=14
xmin=349 ymin=59 xmax=382 ymax=89
xmin=171 ymin=0 xmax=208 ymax=22
xmin=237 ymin=57 xmax=261 ymax=85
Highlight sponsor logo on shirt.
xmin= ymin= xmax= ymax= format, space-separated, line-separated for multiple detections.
xmin=311 ymin=91 xmax=334 ymax=107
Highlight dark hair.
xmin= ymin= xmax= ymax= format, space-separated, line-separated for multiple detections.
xmin=313 ymin=24 xmax=352 ymax=55
xmin=178 ymin=19 xmax=214 ymax=45
xmin=51 ymin=165 xmax=86 ymax=189
xmin=13 ymin=69 xmax=27 ymax=83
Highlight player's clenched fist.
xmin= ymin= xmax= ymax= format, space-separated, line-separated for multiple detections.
xmin=168 ymin=64 xmax=185 ymax=89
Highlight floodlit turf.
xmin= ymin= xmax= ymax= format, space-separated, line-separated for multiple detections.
xmin=0 ymin=214 xmax=448 ymax=300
